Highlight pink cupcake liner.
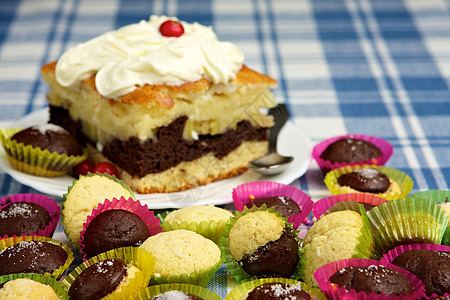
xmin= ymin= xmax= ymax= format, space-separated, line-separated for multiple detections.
xmin=313 ymin=193 xmax=388 ymax=220
xmin=314 ymin=258 xmax=425 ymax=300
xmin=232 ymin=181 xmax=313 ymax=228
xmin=380 ymin=243 xmax=450 ymax=300
xmin=79 ymin=196 xmax=162 ymax=261
xmin=0 ymin=193 xmax=61 ymax=239
xmin=312 ymin=134 xmax=393 ymax=173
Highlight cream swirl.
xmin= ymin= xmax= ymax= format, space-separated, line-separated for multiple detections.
xmin=55 ymin=15 xmax=244 ymax=99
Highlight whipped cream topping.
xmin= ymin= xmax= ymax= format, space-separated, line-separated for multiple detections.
xmin=55 ymin=15 xmax=244 ymax=99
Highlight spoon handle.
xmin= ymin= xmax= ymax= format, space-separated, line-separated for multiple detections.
xmin=268 ymin=103 xmax=290 ymax=153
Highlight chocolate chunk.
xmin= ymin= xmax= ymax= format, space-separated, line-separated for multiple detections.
xmin=0 ymin=240 xmax=68 ymax=276
xmin=82 ymin=209 xmax=151 ymax=258
xmin=329 ymin=265 xmax=413 ymax=296
xmin=245 ymin=196 xmax=301 ymax=217
xmin=240 ymin=230 xmax=299 ymax=278
xmin=68 ymin=259 xmax=127 ymax=300
xmin=320 ymin=138 xmax=382 ymax=163
xmin=0 ymin=202 xmax=50 ymax=237
xmin=338 ymin=168 xmax=390 ymax=193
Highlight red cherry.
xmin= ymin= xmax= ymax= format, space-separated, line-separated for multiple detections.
xmin=159 ymin=20 xmax=184 ymax=37
xmin=92 ymin=162 xmax=119 ymax=178
xmin=73 ymin=159 xmax=94 ymax=178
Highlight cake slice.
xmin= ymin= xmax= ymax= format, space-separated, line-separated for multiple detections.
xmin=41 ymin=15 xmax=277 ymax=193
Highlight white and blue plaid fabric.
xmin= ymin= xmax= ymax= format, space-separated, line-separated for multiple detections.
xmin=1 ymin=0 xmax=449 ymax=297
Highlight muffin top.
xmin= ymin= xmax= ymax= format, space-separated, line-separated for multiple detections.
xmin=0 ymin=278 xmax=59 ymax=300
xmin=0 ymin=202 xmax=50 ymax=237
xmin=11 ymin=124 xmax=83 ymax=156
xmin=140 ymin=229 xmax=221 ymax=277
xmin=320 ymin=138 xmax=381 ymax=163
xmin=164 ymin=205 xmax=233 ymax=224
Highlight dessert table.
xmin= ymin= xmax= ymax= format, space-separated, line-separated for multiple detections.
xmin=0 ymin=0 xmax=449 ymax=298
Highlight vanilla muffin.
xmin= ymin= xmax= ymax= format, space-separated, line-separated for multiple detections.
xmin=140 ymin=229 xmax=222 ymax=286
xmin=302 ymin=210 xmax=372 ymax=287
xmin=164 ymin=205 xmax=234 ymax=224
xmin=0 ymin=278 xmax=59 ymax=300
xmin=62 ymin=174 xmax=134 ymax=246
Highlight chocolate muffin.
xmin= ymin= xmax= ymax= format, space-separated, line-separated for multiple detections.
xmin=337 ymin=168 xmax=390 ymax=193
xmin=240 ymin=229 xmax=300 ymax=278
xmin=68 ymin=259 xmax=129 ymax=300
xmin=82 ymin=209 xmax=151 ymax=258
xmin=246 ymin=282 xmax=311 ymax=300
xmin=151 ymin=290 xmax=203 ymax=300
xmin=11 ymin=124 xmax=83 ymax=156
xmin=391 ymin=249 xmax=450 ymax=296
xmin=0 ymin=201 xmax=51 ymax=237
xmin=0 ymin=240 xmax=68 ymax=276
xmin=320 ymin=138 xmax=382 ymax=163
xmin=245 ymin=196 xmax=301 ymax=217
xmin=329 ymin=265 xmax=413 ymax=296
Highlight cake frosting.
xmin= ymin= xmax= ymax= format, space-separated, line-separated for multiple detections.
xmin=55 ymin=15 xmax=244 ymax=99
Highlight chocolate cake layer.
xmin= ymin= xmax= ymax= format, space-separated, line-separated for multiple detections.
xmin=49 ymin=105 xmax=268 ymax=178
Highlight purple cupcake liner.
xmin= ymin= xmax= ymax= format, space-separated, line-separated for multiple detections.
xmin=79 ymin=196 xmax=162 ymax=261
xmin=313 ymin=193 xmax=388 ymax=220
xmin=312 ymin=134 xmax=394 ymax=173
xmin=0 ymin=193 xmax=61 ymax=239
xmin=232 ymin=181 xmax=313 ymax=228
xmin=314 ymin=258 xmax=425 ymax=300
xmin=380 ymin=243 xmax=450 ymax=300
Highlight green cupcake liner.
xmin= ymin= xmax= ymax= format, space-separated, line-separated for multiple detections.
xmin=0 ymin=236 xmax=74 ymax=280
xmin=61 ymin=172 xmax=136 ymax=248
xmin=324 ymin=164 xmax=413 ymax=200
xmin=0 ymin=128 xmax=87 ymax=177
xmin=367 ymin=196 xmax=449 ymax=259
xmin=218 ymin=205 xmax=305 ymax=284
xmin=225 ymin=278 xmax=326 ymax=300
xmin=131 ymin=283 xmax=221 ymax=300
xmin=62 ymin=246 xmax=154 ymax=300
xmin=0 ymin=273 xmax=69 ymax=299
xmin=161 ymin=218 xmax=230 ymax=244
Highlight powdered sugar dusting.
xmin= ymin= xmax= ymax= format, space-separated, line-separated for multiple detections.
xmin=354 ymin=168 xmax=381 ymax=179
xmin=0 ymin=202 xmax=38 ymax=218
xmin=31 ymin=124 xmax=67 ymax=135
xmin=152 ymin=290 xmax=193 ymax=299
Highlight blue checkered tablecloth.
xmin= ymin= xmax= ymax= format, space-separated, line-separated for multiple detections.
xmin=1 ymin=0 xmax=449 ymax=298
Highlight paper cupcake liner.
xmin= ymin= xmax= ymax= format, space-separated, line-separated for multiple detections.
xmin=0 ymin=193 xmax=61 ymax=239
xmin=380 ymin=243 xmax=450 ymax=299
xmin=232 ymin=181 xmax=313 ymax=229
xmin=131 ymin=283 xmax=221 ymax=300
xmin=225 ymin=278 xmax=326 ymax=300
xmin=313 ymin=193 xmax=388 ymax=220
xmin=79 ymin=196 xmax=162 ymax=260
xmin=312 ymin=134 xmax=394 ymax=173
xmin=62 ymin=246 xmax=155 ymax=300
xmin=149 ymin=249 xmax=224 ymax=287
xmin=367 ymin=196 xmax=449 ymax=259
xmin=219 ymin=205 xmax=305 ymax=284
xmin=161 ymin=217 xmax=230 ymax=244
xmin=324 ymin=164 xmax=413 ymax=200
xmin=314 ymin=258 xmax=426 ymax=300
xmin=0 ymin=272 xmax=69 ymax=299
xmin=411 ymin=190 xmax=450 ymax=246
xmin=0 ymin=128 xmax=87 ymax=177
xmin=61 ymin=172 xmax=136 ymax=248
xmin=0 ymin=235 xmax=74 ymax=279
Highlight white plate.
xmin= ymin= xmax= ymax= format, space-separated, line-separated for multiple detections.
xmin=0 ymin=109 xmax=313 ymax=209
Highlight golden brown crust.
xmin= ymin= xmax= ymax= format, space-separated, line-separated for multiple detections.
xmin=41 ymin=61 xmax=276 ymax=109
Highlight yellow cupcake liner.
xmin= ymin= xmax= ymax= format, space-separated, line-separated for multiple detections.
xmin=0 ymin=273 xmax=69 ymax=299
xmin=219 ymin=205 xmax=305 ymax=284
xmin=0 ymin=235 xmax=74 ymax=280
xmin=0 ymin=128 xmax=87 ymax=177
xmin=225 ymin=278 xmax=326 ymax=300
xmin=412 ymin=190 xmax=450 ymax=246
xmin=324 ymin=164 xmax=413 ymax=200
xmin=367 ymin=196 xmax=449 ymax=259
xmin=62 ymin=246 xmax=155 ymax=300
xmin=61 ymin=172 xmax=136 ymax=249
xmin=131 ymin=283 xmax=221 ymax=300
xmin=161 ymin=218 xmax=231 ymax=244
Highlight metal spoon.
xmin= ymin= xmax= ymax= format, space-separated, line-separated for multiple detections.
xmin=249 ymin=103 xmax=294 ymax=175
